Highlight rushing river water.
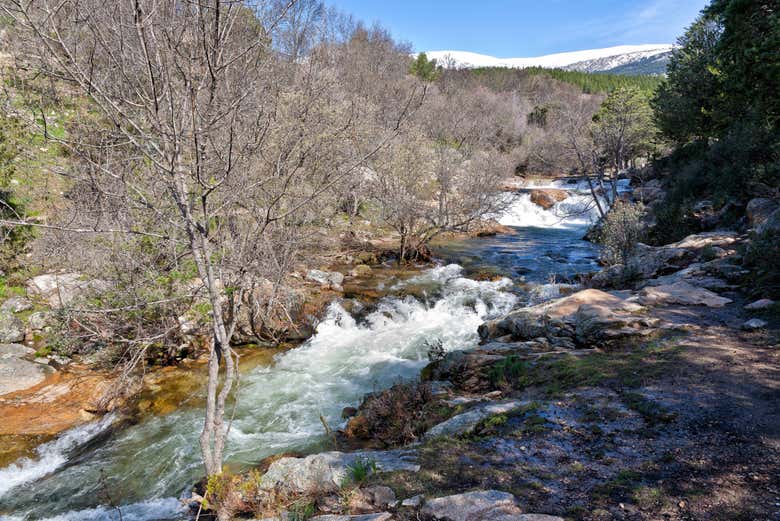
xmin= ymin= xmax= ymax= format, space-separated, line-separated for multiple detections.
xmin=0 ymin=182 xmax=607 ymax=521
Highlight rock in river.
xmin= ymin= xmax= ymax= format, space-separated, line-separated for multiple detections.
xmin=529 ymin=189 xmax=568 ymax=210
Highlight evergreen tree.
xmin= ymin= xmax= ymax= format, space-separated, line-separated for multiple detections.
xmin=409 ymin=52 xmax=440 ymax=82
xmin=651 ymin=16 xmax=723 ymax=143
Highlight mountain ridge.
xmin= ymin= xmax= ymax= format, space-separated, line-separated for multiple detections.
xmin=425 ymin=44 xmax=675 ymax=75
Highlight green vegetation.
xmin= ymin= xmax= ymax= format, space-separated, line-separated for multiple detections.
xmin=488 ymin=341 xmax=683 ymax=395
xmin=597 ymin=201 xmax=646 ymax=272
xmin=409 ymin=52 xmax=440 ymax=82
xmin=461 ymin=66 xmax=663 ymax=94
xmin=650 ymin=0 xmax=778 ymax=243
xmin=524 ymin=67 xmax=663 ymax=94
xmin=742 ymin=230 xmax=780 ymax=300
xmin=343 ymin=457 xmax=377 ymax=487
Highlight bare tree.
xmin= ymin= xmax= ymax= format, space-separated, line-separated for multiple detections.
xmin=371 ymin=133 xmax=509 ymax=262
xmin=268 ymin=0 xmax=325 ymax=62
xmin=2 ymin=4 xmax=422 ymax=516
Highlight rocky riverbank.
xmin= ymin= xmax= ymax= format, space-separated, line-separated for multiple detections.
xmin=203 ymin=230 xmax=778 ymax=521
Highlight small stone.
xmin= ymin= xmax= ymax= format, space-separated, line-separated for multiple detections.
xmin=742 ymin=318 xmax=768 ymax=331
xmin=0 ymin=311 xmax=25 ymax=343
xmin=678 ymin=501 xmax=686 ymax=508
xmin=28 ymin=311 xmax=51 ymax=331
xmin=0 ymin=296 xmax=33 ymax=313
xmin=745 ymin=299 xmax=774 ymax=310
xmin=401 ymin=495 xmax=423 ymax=508
xmin=350 ymin=265 xmax=373 ymax=277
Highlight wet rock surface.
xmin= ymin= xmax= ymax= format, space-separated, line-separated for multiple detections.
xmin=0 ymin=343 xmax=52 ymax=395
xmin=528 ymin=189 xmax=568 ymax=210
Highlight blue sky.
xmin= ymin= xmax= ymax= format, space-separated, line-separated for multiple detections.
xmin=326 ymin=0 xmax=709 ymax=56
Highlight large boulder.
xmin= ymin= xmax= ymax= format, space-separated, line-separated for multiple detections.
xmin=529 ymin=189 xmax=568 ymax=210
xmin=26 ymin=273 xmax=109 ymax=308
xmin=638 ymin=281 xmax=732 ymax=308
xmin=479 ymin=289 xmax=653 ymax=348
xmin=0 ymin=343 xmax=53 ymax=396
xmin=0 ymin=311 xmax=25 ymax=343
xmin=230 ymin=278 xmax=306 ymax=345
xmin=259 ymin=450 xmax=419 ymax=495
xmin=746 ymin=198 xmax=779 ymax=229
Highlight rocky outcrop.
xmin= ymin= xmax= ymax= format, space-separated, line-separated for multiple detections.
xmin=529 ymin=189 xmax=568 ymax=210
xmin=638 ymin=281 xmax=732 ymax=308
xmin=421 ymin=490 xmax=563 ymax=521
xmin=0 ymin=343 xmax=53 ymax=395
xmin=0 ymin=311 xmax=25 ymax=343
xmin=590 ymin=232 xmax=741 ymax=289
xmin=478 ymin=289 xmax=656 ymax=348
xmin=259 ymin=450 xmax=419 ymax=495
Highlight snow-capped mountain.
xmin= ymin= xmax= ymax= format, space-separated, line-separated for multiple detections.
xmin=425 ymin=45 xmax=675 ymax=75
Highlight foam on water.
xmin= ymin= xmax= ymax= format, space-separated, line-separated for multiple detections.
xmin=0 ymin=498 xmax=184 ymax=521
xmin=0 ymin=414 xmax=117 ymax=498
xmin=498 ymin=192 xmax=601 ymax=228
xmin=498 ymin=178 xmax=632 ymax=229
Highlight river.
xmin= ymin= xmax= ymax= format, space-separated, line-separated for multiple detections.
xmin=0 ymin=180 xmax=609 ymax=521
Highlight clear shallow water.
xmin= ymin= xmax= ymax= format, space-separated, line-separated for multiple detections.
xmin=0 ymin=266 xmax=517 ymax=521
xmin=0 ymin=184 xmax=607 ymax=521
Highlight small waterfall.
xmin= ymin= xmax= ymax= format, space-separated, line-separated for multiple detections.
xmin=498 ymin=178 xmax=632 ymax=229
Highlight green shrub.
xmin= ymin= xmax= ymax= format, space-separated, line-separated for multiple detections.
xmin=598 ymin=201 xmax=646 ymax=268
xmin=743 ymin=230 xmax=780 ymax=299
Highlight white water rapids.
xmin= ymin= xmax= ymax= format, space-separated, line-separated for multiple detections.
xmin=0 ymin=266 xmax=517 ymax=521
